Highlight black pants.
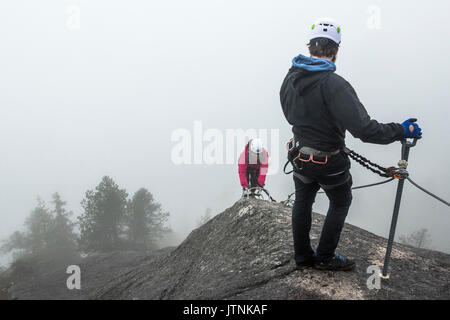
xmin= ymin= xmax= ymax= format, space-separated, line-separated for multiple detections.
xmin=247 ymin=169 xmax=260 ymax=190
xmin=292 ymin=151 xmax=353 ymax=264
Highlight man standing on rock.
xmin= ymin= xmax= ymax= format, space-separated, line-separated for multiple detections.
xmin=280 ymin=18 xmax=422 ymax=271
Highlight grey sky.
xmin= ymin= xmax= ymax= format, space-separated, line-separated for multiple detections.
xmin=1 ymin=0 xmax=449 ymax=266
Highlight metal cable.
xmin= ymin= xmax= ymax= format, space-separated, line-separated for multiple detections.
xmin=317 ymin=178 xmax=395 ymax=194
xmin=406 ymin=177 xmax=450 ymax=207
xmin=351 ymin=178 xmax=395 ymax=190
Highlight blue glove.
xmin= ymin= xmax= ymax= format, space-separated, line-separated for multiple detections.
xmin=401 ymin=118 xmax=422 ymax=139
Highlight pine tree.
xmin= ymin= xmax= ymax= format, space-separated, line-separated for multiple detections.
xmin=78 ymin=176 xmax=128 ymax=252
xmin=23 ymin=198 xmax=54 ymax=255
xmin=126 ymin=188 xmax=169 ymax=250
xmin=47 ymin=193 xmax=79 ymax=262
xmin=1 ymin=194 xmax=79 ymax=270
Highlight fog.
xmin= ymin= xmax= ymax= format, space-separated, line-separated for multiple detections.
xmin=1 ymin=0 xmax=449 ymax=266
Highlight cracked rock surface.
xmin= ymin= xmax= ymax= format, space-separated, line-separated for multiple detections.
xmin=4 ymin=198 xmax=449 ymax=299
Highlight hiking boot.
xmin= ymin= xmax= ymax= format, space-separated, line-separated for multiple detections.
xmin=314 ymin=253 xmax=355 ymax=271
xmin=295 ymin=257 xmax=315 ymax=270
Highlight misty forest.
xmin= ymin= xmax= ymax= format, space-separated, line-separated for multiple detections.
xmin=0 ymin=176 xmax=176 ymax=277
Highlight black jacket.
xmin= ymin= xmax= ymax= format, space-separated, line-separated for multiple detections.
xmin=280 ymin=66 xmax=404 ymax=152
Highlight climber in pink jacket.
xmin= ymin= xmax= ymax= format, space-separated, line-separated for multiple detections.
xmin=238 ymin=139 xmax=269 ymax=192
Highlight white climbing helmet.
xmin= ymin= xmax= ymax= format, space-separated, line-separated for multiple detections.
xmin=249 ymin=138 xmax=264 ymax=154
xmin=308 ymin=17 xmax=342 ymax=45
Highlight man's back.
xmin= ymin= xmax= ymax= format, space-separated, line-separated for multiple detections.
xmin=280 ymin=54 xmax=404 ymax=152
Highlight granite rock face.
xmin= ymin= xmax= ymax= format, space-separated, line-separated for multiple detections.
xmin=4 ymin=199 xmax=450 ymax=300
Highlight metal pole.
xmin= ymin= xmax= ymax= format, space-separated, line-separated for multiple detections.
xmin=381 ymin=138 xmax=416 ymax=278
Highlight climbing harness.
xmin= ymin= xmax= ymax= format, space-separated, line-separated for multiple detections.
xmin=283 ymin=138 xmax=298 ymax=174
xmin=284 ymin=137 xmax=399 ymax=178
xmin=284 ymin=139 xmax=343 ymax=173
xmin=283 ymin=134 xmax=450 ymax=278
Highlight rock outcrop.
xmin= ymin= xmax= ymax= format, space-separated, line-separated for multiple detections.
xmin=3 ymin=199 xmax=449 ymax=300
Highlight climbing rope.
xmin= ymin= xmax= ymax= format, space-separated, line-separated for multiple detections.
xmin=344 ymin=147 xmax=396 ymax=178
xmin=344 ymin=146 xmax=450 ymax=207
xmin=283 ymin=176 xmax=450 ymax=207
xmin=282 ymin=138 xmax=450 ymax=208
xmin=285 ymin=146 xmax=450 ymax=206
xmin=282 ymin=178 xmax=395 ymax=202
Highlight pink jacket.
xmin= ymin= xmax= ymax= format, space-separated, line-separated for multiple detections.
xmin=238 ymin=143 xmax=269 ymax=188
